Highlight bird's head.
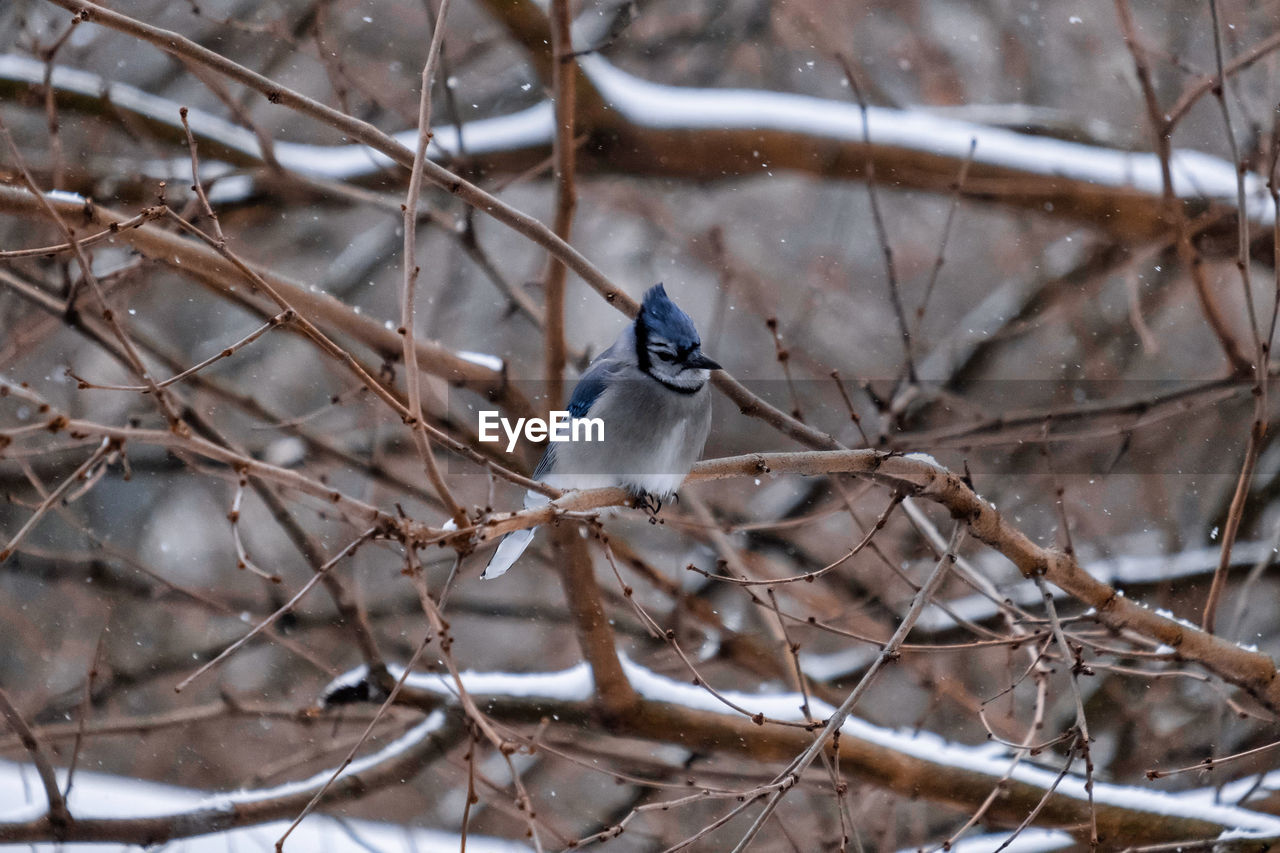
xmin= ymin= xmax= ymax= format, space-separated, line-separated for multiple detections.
xmin=634 ymin=283 xmax=721 ymax=392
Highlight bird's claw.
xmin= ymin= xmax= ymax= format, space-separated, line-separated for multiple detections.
xmin=631 ymin=491 xmax=663 ymax=517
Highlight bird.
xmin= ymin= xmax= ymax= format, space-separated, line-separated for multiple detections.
xmin=481 ymin=283 xmax=720 ymax=579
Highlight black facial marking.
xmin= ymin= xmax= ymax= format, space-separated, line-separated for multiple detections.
xmin=634 ymin=313 xmax=651 ymax=372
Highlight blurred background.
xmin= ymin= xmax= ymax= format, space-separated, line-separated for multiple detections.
xmin=3 ymin=0 xmax=1280 ymax=849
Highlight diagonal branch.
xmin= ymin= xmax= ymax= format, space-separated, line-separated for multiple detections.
xmin=0 ymin=711 xmax=464 ymax=846
xmin=0 ymin=183 xmax=530 ymax=421
xmin=1113 ymin=0 xmax=1252 ymax=375
xmin=4 ymin=26 xmax=1275 ymax=246
xmin=0 ymin=687 xmax=72 ymax=834
xmin=388 ymin=661 xmax=1280 ymax=848
xmin=5 ymin=660 xmax=1279 ymax=847
xmin=458 ymin=450 xmax=1280 ymax=713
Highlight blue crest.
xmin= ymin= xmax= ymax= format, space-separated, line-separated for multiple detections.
xmin=639 ymin=283 xmax=700 ymax=348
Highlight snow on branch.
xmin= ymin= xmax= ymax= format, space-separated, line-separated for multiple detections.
xmin=436 ymin=448 xmax=1280 ymax=714
xmin=910 ymin=538 xmax=1280 ymax=634
xmin=578 ymin=54 xmax=1272 ymax=225
xmin=0 ymin=758 xmax=530 ymax=851
xmin=0 ymin=712 xmax=533 ymax=849
xmin=1 ymin=48 xmax=1270 ymax=235
xmin=0 ymin=54 xmax=553 ymax=179
xmin=325 ymin=656 xmax=1280 ymax=842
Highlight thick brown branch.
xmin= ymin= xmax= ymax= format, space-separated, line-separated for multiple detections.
xmin=3 ymin=685 xmax=1266 ymax=847
xmin=462 ymin=451 xmax=1280 ymax=712
xmin=377 ymin=686 xmax=1268 ymax=847
xmin=552 ymin=523 xmax=638 ymax=717
xmin=0 ymin=42 xmax=1265 ymax=245
xmin=0 ymin=713 xmax=464 ymax=846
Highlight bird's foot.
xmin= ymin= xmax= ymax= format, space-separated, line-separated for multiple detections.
xmin=630 ymin=490 xmax=664 ymax=519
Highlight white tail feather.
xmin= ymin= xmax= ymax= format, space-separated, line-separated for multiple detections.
xmin=481 ymin=528 xmax=535 ymax=579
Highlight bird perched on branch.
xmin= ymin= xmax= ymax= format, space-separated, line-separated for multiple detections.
xmin=482 ymin=283 xmax=720 ymax=579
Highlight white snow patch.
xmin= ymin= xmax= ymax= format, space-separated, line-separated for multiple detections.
xmin=362 ymin=657 xmax=1280 ymax=835
xmin=387 ymin=659 xmax=596 ymax=701
xmin=44 ymin=189 xmax=89 ymax=205
xmin=321 ymin=662 xmax=374 ymax=698
xmin=0 ymin=55 xmax=552 ymax=191
xmin=1153 ymin=606 xmax=1203 ymax=633
xmin=0 ymin=739 xmax=530 ymax=852
xmin=916 ymin=539 xmax=1280 ymax=632
xmin=619 ymin=660 xmax=1280 ymax=834
xmin=205 ymin=174 xmax=256 ymax=204
xmin=901 ymin=828 xmax=1073 ymax=852
xmin=4 ymin=53 xmax=1271 ymax=222
xmin=217 ymin=711 xmax=445 ymax=807
xmin=578 ymin=55 xmax=1273 ymax=223
xmin=458 ymin=350 xmax=505 ymax=372
xmin=902 ymin=451 xmax=942 ymax=468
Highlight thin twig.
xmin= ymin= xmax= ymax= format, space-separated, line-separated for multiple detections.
xmin=837 ymin=54 xmax=917 ymax=383
xmin=273 ymin=631 xmax=436 ymax=851
xmin=403 ymin=553 xmax=547 ymax=851
xmin=179 ymin=105 xmax=225 ymax=246
xmin=1034 ymin=575 xmax=1097 ymax=848
xmin=1113 ymin=0 xmax=1252 ymax=375
xmin=0 ymin=210 xmax=161 ymax=259
xmin=174 ymin=528 xmax=377 ymax=693
xmin=688 ymin=493 xmax=900 ymax=587
xmin=542 ymin=0 xmax=579 ymax=411
xmin=991 ymin=732 xmax=1081 ymax=853
xmin=226 ymin=472 xmax=283 ymax=583
xmin=1201 ymin=0 xmax=1269 ymax=633
xmin=766 ymin=317 xmax=805 ymax=421
xmin=69 ymin=311 xmax=292 ymax=392
xmin=1167 ymin=28 xmax=1280 ymax=129
xmin=459 ymin=728 xmax=478 ymax=853
xmin=0 ymin=117 xmax=186 ymax=427
xmin=552 ymin=522 xmax=638 ymax=718
xmin=1207 ymin=0 xmax=1259 ymax=352
xmin=401 ymin=0 xmax=466 ymax=526
xmin=64 ymin=612 xmax=111 ymax=798
xmin=0 ymin=687 xmax=72 ymax=831
xmin=915 ymin=137 xmax=977 ymax=337
xmin=0 ymin=437 xmax=112 ymax=562
xmin=729 ymin=526 xmax=965 ymax=852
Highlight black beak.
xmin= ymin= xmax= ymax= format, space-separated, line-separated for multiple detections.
xmin=685 ymin=350 xmax=721 ymax=371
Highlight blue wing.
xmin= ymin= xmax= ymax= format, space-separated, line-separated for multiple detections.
xmin=567 ymin=363 xmax=610 ymax=418
xmin=533 ymin=357 xmax=616 ymax=480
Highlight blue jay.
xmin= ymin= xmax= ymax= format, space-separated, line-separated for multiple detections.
xmin=482 ymin=284 xmax=720 ymax=579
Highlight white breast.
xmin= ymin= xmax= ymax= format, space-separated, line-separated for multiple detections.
xmin=618 ymin=417 xmax=692 ymax=498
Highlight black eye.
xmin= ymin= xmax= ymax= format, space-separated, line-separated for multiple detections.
xmin=656 ymin=351 xmax=675 ymax=362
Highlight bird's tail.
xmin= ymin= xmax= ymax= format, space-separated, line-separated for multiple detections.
xmin=481 ymin=528 xmax=536 ymax=579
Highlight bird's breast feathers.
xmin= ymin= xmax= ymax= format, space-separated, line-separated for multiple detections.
xmin=542 ymin=379 xmax=710 ymax=498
